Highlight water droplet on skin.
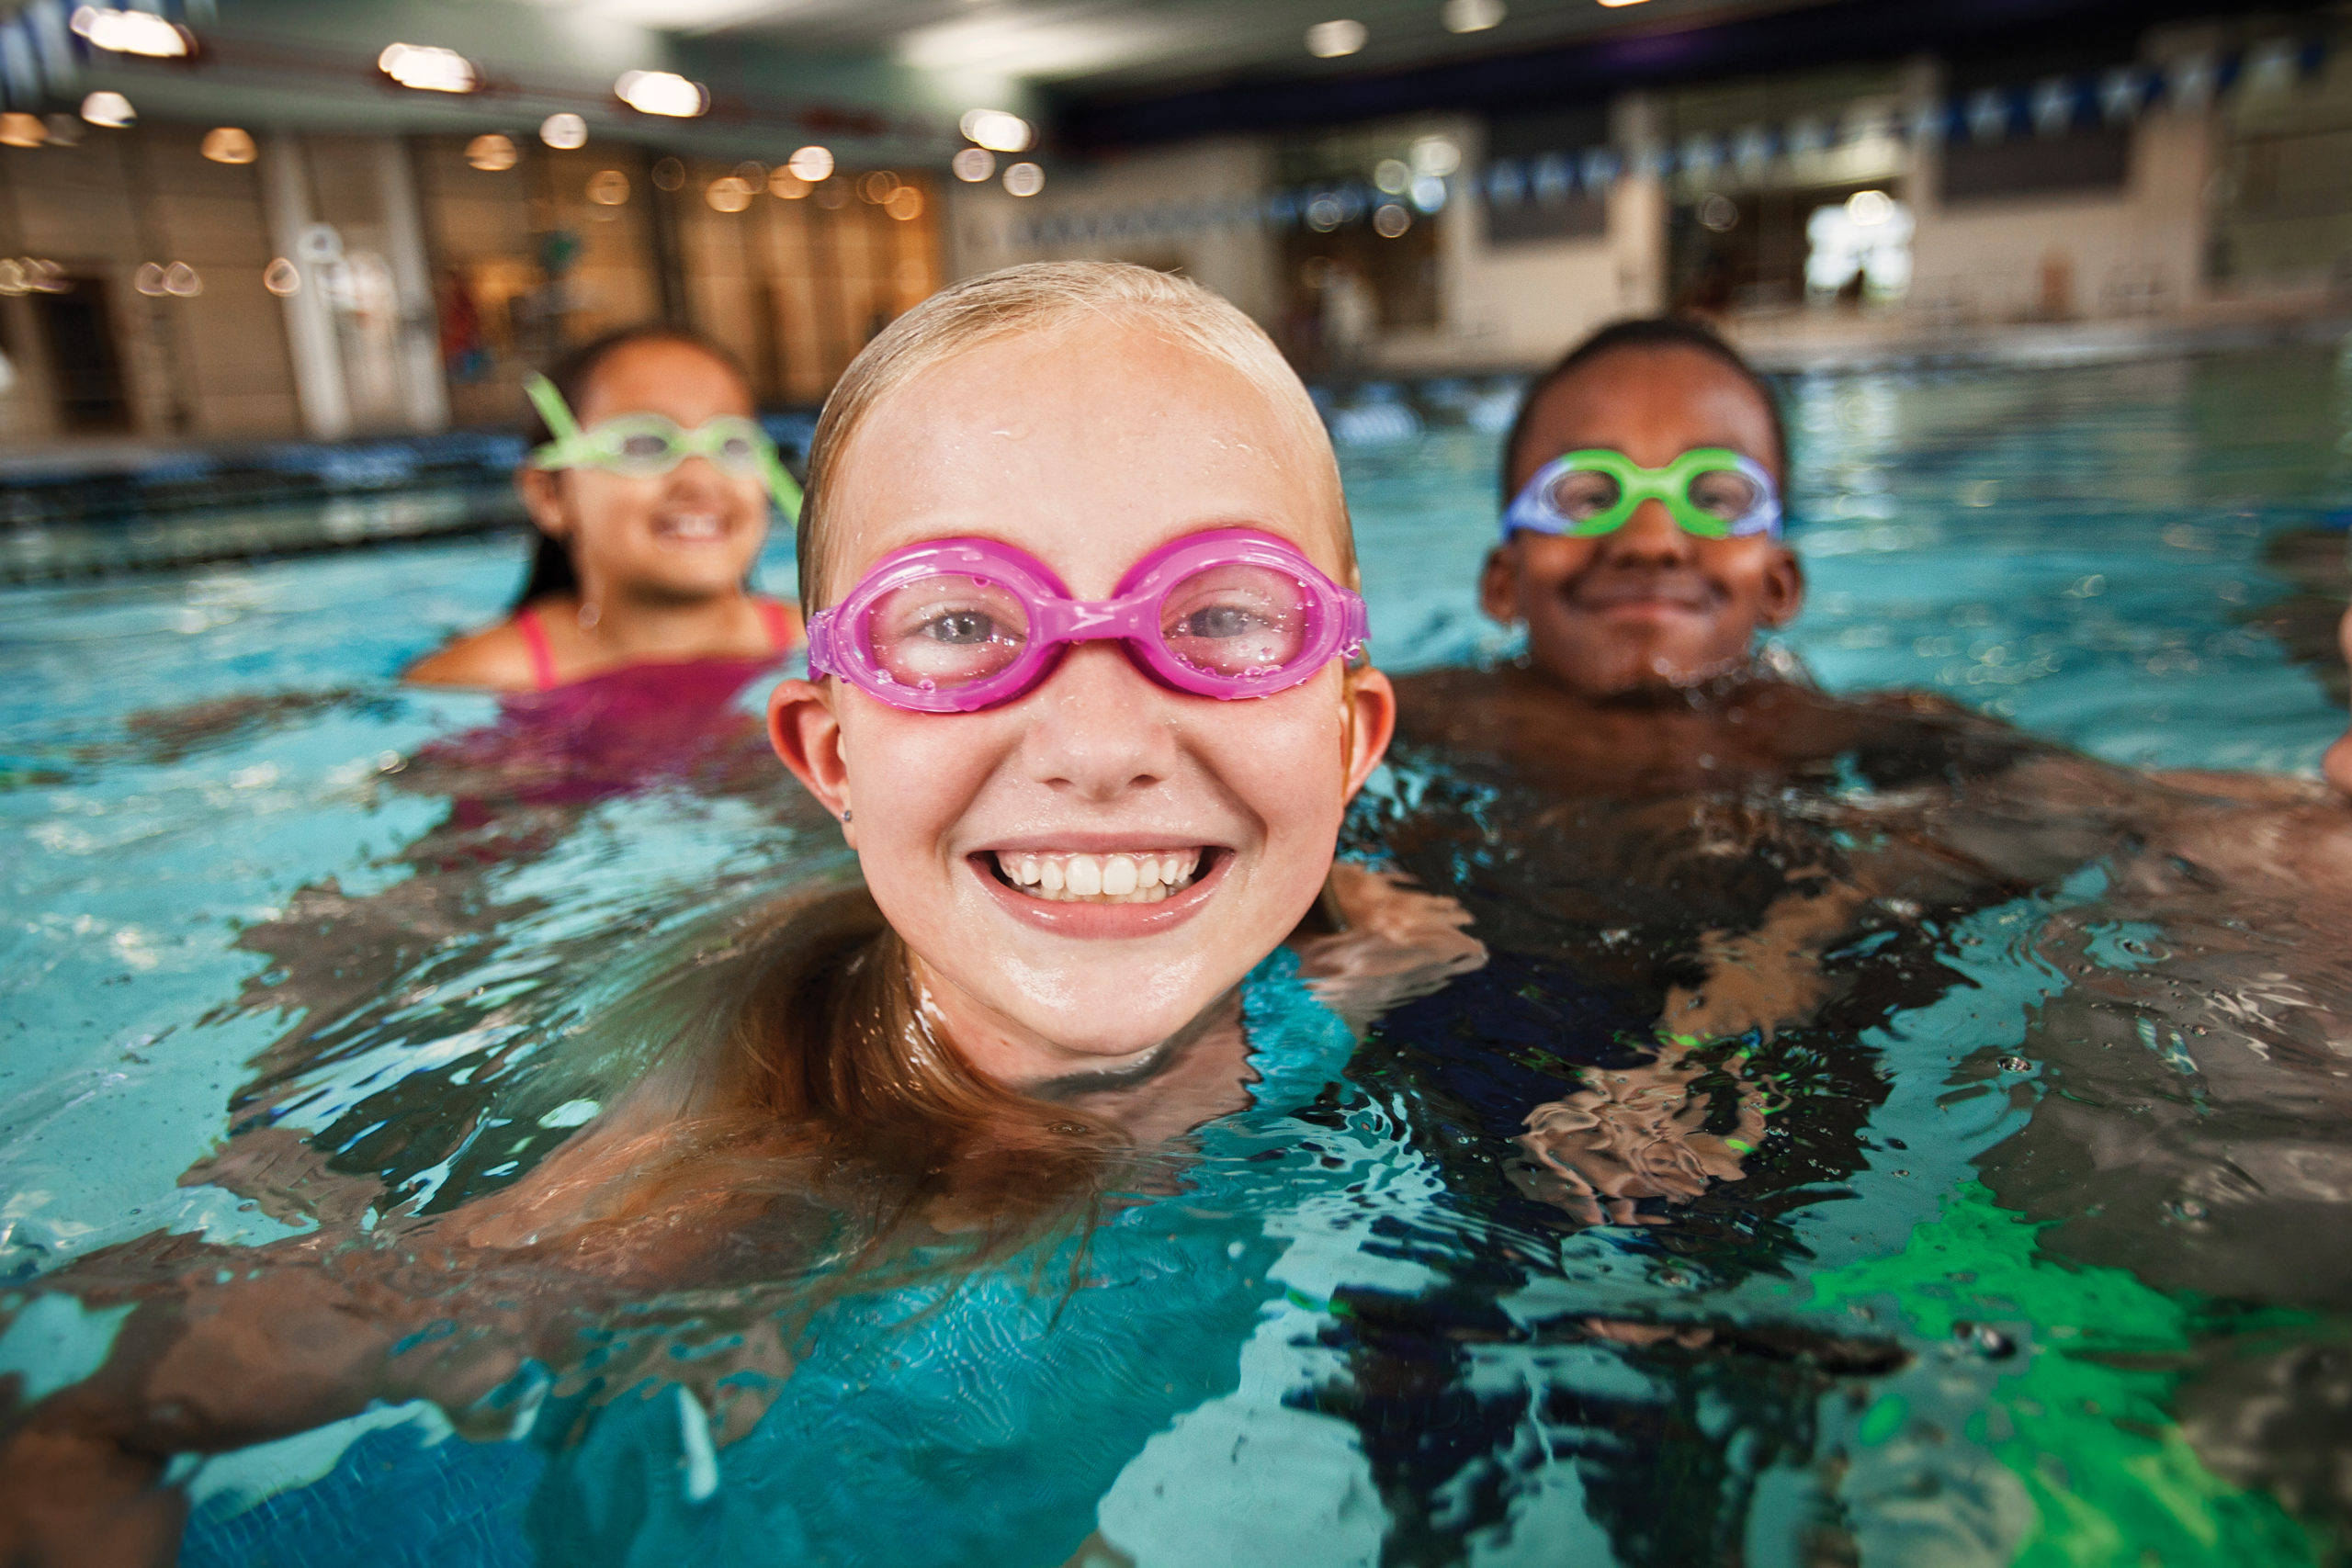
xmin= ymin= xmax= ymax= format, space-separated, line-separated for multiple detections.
xmin=1998 ymin=1055 xmax=2032 ymax=1073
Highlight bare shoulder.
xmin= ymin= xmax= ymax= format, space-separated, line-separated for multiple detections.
xmin=404 ymin=620 xmax=537 ymax=690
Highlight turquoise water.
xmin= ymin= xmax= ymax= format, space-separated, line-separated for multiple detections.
xmin=2 ymin=345 xmax=2350 ymax=1564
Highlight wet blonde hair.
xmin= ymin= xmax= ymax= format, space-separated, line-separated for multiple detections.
xmin=795 ymin=260 xmax=1350 ymax=612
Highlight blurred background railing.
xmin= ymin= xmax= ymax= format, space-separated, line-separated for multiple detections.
xmin=0 ymin=0 xmax=2345 ymax=553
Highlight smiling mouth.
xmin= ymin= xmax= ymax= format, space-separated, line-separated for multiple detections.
xmin=988 ymin=849 xmax=1207 ymax=904
xmin=654 ymin=510 xmax=730 ymax=544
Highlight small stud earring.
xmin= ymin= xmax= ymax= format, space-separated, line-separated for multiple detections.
xmin=841 ymin=809 xmax=853 ymax=824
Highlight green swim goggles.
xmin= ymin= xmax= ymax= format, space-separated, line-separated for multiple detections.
xmin=525 ymin=372 xmax=803 ymax=525
xmin=1502 ymin=447 xmax=1782 ymax=543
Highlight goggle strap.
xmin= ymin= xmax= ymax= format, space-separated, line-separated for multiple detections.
xmin=761 ymin=442 xmax=804 ymax=529
xmin=525 ymin=373 xmax=585 ymax=467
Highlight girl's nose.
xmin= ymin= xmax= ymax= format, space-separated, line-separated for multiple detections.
xmin=1017 ymin=640 xmax=1180 ymax=801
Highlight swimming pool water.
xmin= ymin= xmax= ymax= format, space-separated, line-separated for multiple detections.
xmin=3 ymin=344 xmax=2350 ymax=1565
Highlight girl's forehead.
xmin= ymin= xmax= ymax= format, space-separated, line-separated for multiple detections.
xmin=827 ymin=325 xmax=1348 ymax=592
xmin=580 ymin=340 xmax=752 ymax=424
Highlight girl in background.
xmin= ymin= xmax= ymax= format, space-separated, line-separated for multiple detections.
xmin=408 ymin=325 xmax=801 ymax=694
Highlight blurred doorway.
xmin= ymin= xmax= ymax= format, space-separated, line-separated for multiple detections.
xmin=1668 ymin=180 xmax=1889 ymax=316
xmin=32 ymin=277 xmax=131 ymax=433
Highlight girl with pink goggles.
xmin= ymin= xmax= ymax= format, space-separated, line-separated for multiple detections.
xmin=806 ymin=528 xmax=1370 ymax=714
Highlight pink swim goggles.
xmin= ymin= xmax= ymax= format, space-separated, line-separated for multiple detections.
xmin=806 ymin=528 xmax=1369 ymax=713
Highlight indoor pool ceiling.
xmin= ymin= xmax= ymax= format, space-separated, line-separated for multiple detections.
xmin=541 ymin=0 xmax=1833 ymax=94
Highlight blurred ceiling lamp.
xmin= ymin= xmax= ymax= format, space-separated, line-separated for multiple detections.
xmin=163 ymin=261 xmax=200 ymax=297
xmin=587 ymin=168 xmax=630 ymax=205
xmin=263 ymin=257 xmax=300 ymax=296
xmin=885 ymin=186 xmax=923 ymax=221
xmin=1373 ymin=158 xmax=1408 ymax=194
xmin=201 ymin=127 xmax=257 ymax=164
xmin=1306 ymin=19 xmax=1366 ymax=58
xmin=133 ymin=261 xmax=167 ymax=296
xmin=706 ymin=175 xmax=753 ymax=212
xmin=541 ymin=112 xmax=588 ymax=151
xmin=1001 ymin=160 xmax=1043 ymax=197
xmin=378 ymin=42 xmax=477 ymax=94
xmin=616 ymin=70 xmax=707 ymax=118
xmin=768 ymin=168 xmax=809 ymax=199
xmin=858 ymin=170 xmax=899 ymax=204
xmin=958 ymin=108 xmax=1031 ymax=153
xmin=465 ymin=133 xmax=517 ymax=172
xmin=734 ymin=160 xmax=765 ymax=185
xmin=650 ymin=156 xmax=685 ymax=191
xmin=1410 ymin=134 xmax=1461 ymax=176
xmin=1442 ymin=0 xmax=1504 ymax=32
xmin=951 ymin=147 xmax=994 ymax=183
xmin=0 ymin=114 xmax=45 ymax=149
xmin=1595 ymin=0 xmax=1649 ymax=7
xmin=80 ymin=91 xmax=135 ymax=129
xmin=69 ymin=6 xmax=193 ymax=59
xmin=786 ymin=145 xmax=832 ymax=182
xmin=1373 ymin=203 xmax=1411 ymax=237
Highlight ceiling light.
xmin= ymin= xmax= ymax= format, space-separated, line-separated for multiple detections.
xmin=885 ymin=186 xmax=923 ymax=221
xmin=587 ymin=169 xmax=630 ymax=205
xmin=0 ymin=114 xmax=45 ymax=149
xmin=615 ymin=70 xmax=707 ymax=118
xmin=378 ymin=42 xmax=477 ymax=94
xmin=1002 ymin=161 xmax=1043 ymax=197
xmin=1410 ymin=135 xmax=1461 ymax=176
xmin=650 ymin=156 xmax=685 ymax=191
xmin=959 ymin=108 xmax=1032 ymax=153
xmin=769 ymin=169 xmax=809 ymax=199
xmin=1442 ymin=0 xmax=1504 ymax=30
xmin=786 ymin=145 xmax=833 ymax=182
xmin=952 ymin=147 xmax=995 ymax=183
xmin=540 ymin=113 xmax=588 ymax=151
xmin=1374 ymin=159 xmax=1409 ymax=194
xmin=1596 ymin=0 xmax=1650 ymax=8
xmin=263 ymin=258 xmax=300 ymax=297
xmin=201 ymin=127 xmax=256 ymax=164
xmin=465 ymin=133 xmax=517 ymax=172
xmin=80 ymin=91 xmax=134 ymax=129
xmin=69 ymin=6 xmax=192 ymax=59
xmin=1306 ymin=19 xmax=1366 ymax=58
xmin=707 ymin=175 xmax=753 ymax=213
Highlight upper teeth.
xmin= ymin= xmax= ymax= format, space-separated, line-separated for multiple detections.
xmin=663 ymin=513 xmax=722 ymax=538
xmin=996 ymin=849 xmax=1203 ymax=903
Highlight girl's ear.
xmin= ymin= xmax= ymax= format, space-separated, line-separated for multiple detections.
xmin=768 ymin=679 xmax=854 ymax=845
xmin=1340 ymin=666 xmax=1396 ymax=802
xmin=1758 ymin=547 xmax=1806 ymax=629
xmin=516 ymin=467 xmax=570 ymax=540
xmin=1478 ymin=546 xmax=1521 ymax=626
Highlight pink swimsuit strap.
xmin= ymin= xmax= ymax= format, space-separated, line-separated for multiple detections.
xmin=515 ymin=598 xmax=793 ymax=693
xmin=514 ymin=606 xmax=560 ymax=693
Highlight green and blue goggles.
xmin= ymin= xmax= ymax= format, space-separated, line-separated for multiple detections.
xmin=525 ymin=372 xmax=802 ymax=525
xmin=1502 ymin=447 xmax=1781 ymax=543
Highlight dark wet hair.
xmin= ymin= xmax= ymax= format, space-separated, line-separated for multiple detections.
xmin=511 ymin=324 xmax=757 ymax=612
xmin=1498 ymin=316 xmax=1790 ymax=507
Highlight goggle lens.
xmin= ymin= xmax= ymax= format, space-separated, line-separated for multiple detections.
xmin=1159 ymin=563 xmax=1311 ymax=681
xmin=865 ymin=574 xmax=1033 ymax=692
xmin=1688 ymin=466 xmax=1765 ymax=524
xmin=1543 ymin=468 xmax=1623 ymax=525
